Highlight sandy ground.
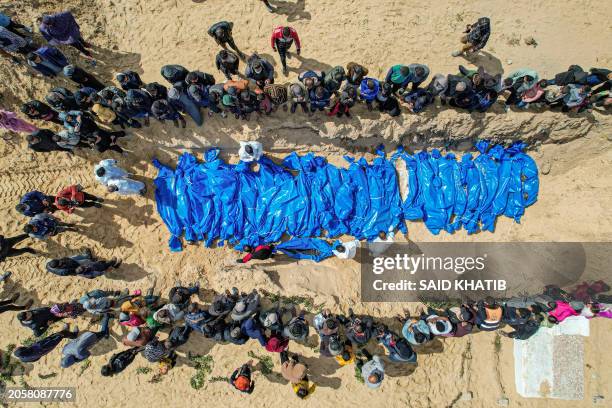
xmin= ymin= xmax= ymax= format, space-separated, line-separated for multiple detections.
xmin=0 ymin=0 xmax=611 ymax=407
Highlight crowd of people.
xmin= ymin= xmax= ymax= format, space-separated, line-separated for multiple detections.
xmin=1 ymin=272 xmax=611 ymax=396
xmin=0 ymin=11 xmax=610 ymax=152
xmin=0 ymin=6 xmax=611 ymax=399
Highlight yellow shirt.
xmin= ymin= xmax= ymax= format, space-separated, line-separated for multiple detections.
xmin=92 ymin=103 xmax=116 ymax=124
xmin=335 ymin=347 xmax=355 ymax=366
xmin=292 ymin=381 xmax=316 ymax=398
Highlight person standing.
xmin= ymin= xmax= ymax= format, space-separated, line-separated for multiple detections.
xmin=16 ymin=190 xmax=56 ymax=217
xmin=54 ymin=184 xmax=103 ymax=214
xmin=24 ymin=213 xmax=77 ymax=240
xmin=21 ymin=100 xmax=62 ymax=125
xmin=271 ymin=26 xmax=301 ymax=76
xmin=63 ymin=65 xmax=105 ymax=91
xmin=230 ymin=362 xmax=256 ymax=394
xmin=0 ymin=234 xmax=35 ymax=261
xmin=215 ymin=49 xmax=240 ymax=80
xmin=26 ymin=46 xmax=68 ymax=77
xmin=452 ymin=17 xmax=491 ymax=57
xmin=38 ymin=11 xmax=93 ymax=58
xmin=208 ymin=21 xmax=245 ymax=58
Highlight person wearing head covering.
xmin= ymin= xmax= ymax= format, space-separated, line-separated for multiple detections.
xmin=309 ymin=85 xmax=331 ymax=113
xmin=346 ymin=62 xmax=369 ymax=86
xmin=26 ymin=130 xmax=72 ymax=153
xmin=271 ymin=26 xmax=301 ymax=76
xmin=208 ymin=21 xmax=244 ymax=58
xmin=323 ymin=66 xmax=346 ymax=94
xmin=357 ymin=349 xmax=385 ymax=389
xmin=283 ymin=311 xmax=309 ymax=342
xmin=21 ymin=100 xmax=62 ymax=125
xmin=160 ymin=64 xmax=189 ymax=86
xmin=60 ymin=314 xmax=112 ymax=368
xmin=215 ymin=49 xmax=240 ymax=80
xmin=209 ymin=289 xmax=238 ymax=318
xmin=452 ymin=17 xmax=491 ymax=57
xmin=262 ymin=83 xmax=288 ymax=113
xmin=13 ymin=324 xmax=78 ymax=363
xmin=151 ymin=99 xmax=186 ymax=128
xmin=230 ymin=363 xmax=255 ymax=394
xmin=115 ymin=70 xmax=143 ymax=91
xmin=38 ymin=11 xmax=92 ymax=57
xmin=0 ymin=109 xmax=37 ymax=134
xmin=231 ymin=290 xmax=260 ymax=322
xmin=241 ymin=316 xmax=268 ymax=347
xmin=245 ymin=54 xmax=275 ymax=89
xmin=45 ymin=87 xmax=78 ymax=111
xmin=299 ymin=70 xmax=324 ymax=91
xmin=168 ymin=281 xmax=200 ymax=309
xmin=168 ymin=85 xmax=203 ymax=126
xmin=332 ymin=240 xmax=360 ymax=259
xmin=446 ymin=304 xmax=477 ymax=337
xmin=144 ymin=82 xmax=168 ymax=101
xmin=26 ymin=46 xmax=68 ymax=77
xmin=0 ymin=233 xmax=36 ymax=261
xmin=341 ymin=309 xmax=374 ymax=346
xmin=280 ymin=352 xmax=316 ymax=399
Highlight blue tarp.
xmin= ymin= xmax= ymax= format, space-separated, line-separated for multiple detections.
xmin=153 ymin=142 xmax=539 ymax=253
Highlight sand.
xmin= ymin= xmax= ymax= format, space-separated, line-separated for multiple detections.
xmin=0 ymin=0 xmax=611 ymax=407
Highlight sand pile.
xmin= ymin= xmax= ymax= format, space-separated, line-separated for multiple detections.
xmin=0 ymin=0 xmax=610 ymax=407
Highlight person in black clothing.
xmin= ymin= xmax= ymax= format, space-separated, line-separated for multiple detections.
xmin=208 ymin=21 xmax=244 ymax=58
xmin=230 ymin=362 xmax=255 ymax=394
xmin=0 ymin=234 xmax=35 ymax=261
xmin=17 ymin=306 xmax=65 ymax=337
xmin=46 ymin=249 xmax=121 ymax=278
xmin=0 ymin=293 xmax=33 ymax=314
xmin=216 ymin=50 xmax=240 ymax=80
xmin=185 ymin=71 xmax=215 ymax=87
xmin=260 ymin=0 xmax=275 ymax=13
xmin=452 ymin=17 xmax=491 ymax=57
xmin=144 ymin=82 xmax=168 ymax=101
xmin=116 ymin=70 xmax=143 ymax=91
xmin=63 ymin=65 xmax=105 ymax=91
xmin=26 ymin=130 xmax=72 ymax=153
xmin=45 ymin=87 xmax=78 ymax=112
xmin=91 ymin=129 xmax=127 ymax=154
xmin=100 ymin=346 xmax=142 ymax=376
xmin=166 ymin=325 xmax=192 ymax=349
xmin=13 ymin=324 xmax=78 ymax=363
xmin=21 ymin=100 xmax=62 ymax=125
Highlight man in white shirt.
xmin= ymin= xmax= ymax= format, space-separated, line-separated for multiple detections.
xmin=332 ymin=239 xmax=360 ymax=259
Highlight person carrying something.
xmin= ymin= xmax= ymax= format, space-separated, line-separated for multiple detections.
xmin=271 ymin=26 xmax=301 ymax=76
xmin=216 ymin=49 xmax=240 ymax=80
xmin=452 ymin=17 xmax=491 ymax=57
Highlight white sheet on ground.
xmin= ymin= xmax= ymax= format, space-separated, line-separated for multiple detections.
xmin=514 ymin=316 xmax=589 ymax=400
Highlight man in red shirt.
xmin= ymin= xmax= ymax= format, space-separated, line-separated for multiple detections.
xmin=54 ymin=184 xmax=103 ymax=214
xmin=271 ymin=26 xmax=301 ymax=76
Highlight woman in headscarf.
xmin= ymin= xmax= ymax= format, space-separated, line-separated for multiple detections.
xmin=38 ymin=11 xmax=92 ymax=58
xmin=0 ymin=109 xmax=38 ymax=134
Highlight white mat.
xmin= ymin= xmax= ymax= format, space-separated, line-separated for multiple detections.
xmin=514 ymin=316 xmax=589 ymax=400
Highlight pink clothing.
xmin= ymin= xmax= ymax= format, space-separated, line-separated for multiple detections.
xmin=119 ymin=314 xmax=145 ymax=327
xmin=549 ymin=301 xmax=579 ymax=323
xmin=0 ymin=110 xmax=38 ymax=134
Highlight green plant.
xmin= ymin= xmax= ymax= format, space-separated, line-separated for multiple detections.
xmin=136 ymin=367 xmax=152 ymax=375
xmin=188 ymin=354 xmax=214 ymax=390
xmin=494 ymin=333 xmax=502 ymax=353
xmin=79 ymin=359 xmax=91 ymax=375
xmin=248 ymin=351 xmax=274 ymax=375
xmin=208 ymin=376 xmax=230 ymax=383
xmin=38 ymin=372 xmax=57 ymax=380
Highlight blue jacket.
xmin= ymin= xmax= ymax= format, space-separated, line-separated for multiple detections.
xmin=359 ymin=77 xmax=380 ymax=102
xmin=19 ymin=191 xmax=49 ymax=216
xmin=308 ymin=88 xmax=331 ymax=108
xmin=241 ymin=317 xmax=267 ymax=347
xmin=28 ymin=46 xmax=69 ymax=77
